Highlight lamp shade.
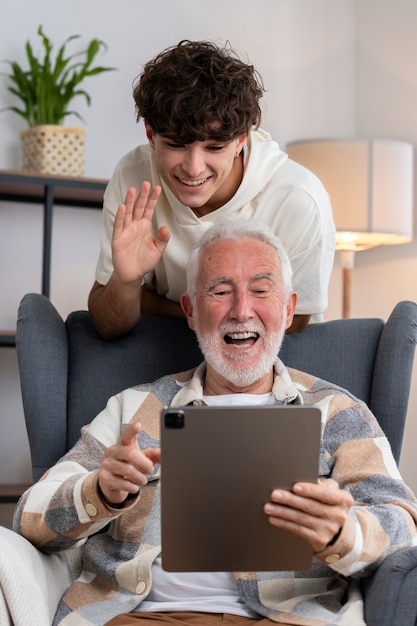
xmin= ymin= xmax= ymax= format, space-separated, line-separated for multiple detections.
xmin=286 ymin=138 xmax=414 ymax=251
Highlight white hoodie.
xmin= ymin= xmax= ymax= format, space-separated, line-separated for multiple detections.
xmin=96 ymin=129 xmax=335 ymax=318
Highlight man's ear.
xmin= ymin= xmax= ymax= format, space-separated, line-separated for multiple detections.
xmin=180 ymin=293 xmax=195 ymax=330
xmin=285 ymin=292 xmax=298 ymax=331
xmin=145 ymin=122 xmax=156 ymax=149
xmin=236 ymin=133 xmax=247 ymax=155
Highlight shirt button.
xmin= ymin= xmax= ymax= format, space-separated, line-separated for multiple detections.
xmin=86 ymin=503 xmax=98 ymax=517
xmin=325 ymin=554 xmax=340 ymax=564
xmin=136 ymin=581 xmax=147 ymax=595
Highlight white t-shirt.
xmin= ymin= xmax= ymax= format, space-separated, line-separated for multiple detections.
xmin=139 ymin=392 xmax=272 ymax=616
xmin=95 ymin=128 xmax=335 ymax=319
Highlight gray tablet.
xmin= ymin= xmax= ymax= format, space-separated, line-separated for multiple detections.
xmin=160 ymin=404 xmax=322 ymax=572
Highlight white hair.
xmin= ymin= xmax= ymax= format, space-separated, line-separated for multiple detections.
xmin=186 ymin=219 xmax=293 ymax=301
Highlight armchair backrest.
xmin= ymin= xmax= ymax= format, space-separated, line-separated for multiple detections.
xmin=16 ymin=293 xmax=417 ymax=482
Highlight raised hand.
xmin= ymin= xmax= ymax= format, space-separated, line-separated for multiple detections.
xmin=112 ymin=181 xmax=170 ymax=284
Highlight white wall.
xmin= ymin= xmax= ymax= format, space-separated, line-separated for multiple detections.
xmin=352 ymin=0 xmax=417 ymax=493
xmin=1 ymin=1 xmax=416 ymax=492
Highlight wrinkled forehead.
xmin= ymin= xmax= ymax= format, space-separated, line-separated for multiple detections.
xmin=198 ymin=237 xmax=282 ymax=282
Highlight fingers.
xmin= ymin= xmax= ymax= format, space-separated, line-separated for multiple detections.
xmin=264 ymin=479 xmax=353 ymax=552
xmin=135 ymin=181 xmax=162 ymax=217
xmin=122 ymin=182 xmax=161 ymax=221
xmin=99 ymin=423 xmax=160 ymax=505
xmin=124 ymin=186 xmax=138 ymax=211
xmin=111 ymin=423 xmax=155 ymax=478
xmin=292 ymin=479 xmax=353 ymax=507
xmin=113 ymin=183 xmax=162 ymax=244
xmin=113 ymin=187 xmax=135 ymax=241
xmin=267 ymin=480 xmax=353 ymax=520
xmin=144 ymin=447 xmax=161 ymax=465
xmin=120 ymin=421 xmax=142 ymax=447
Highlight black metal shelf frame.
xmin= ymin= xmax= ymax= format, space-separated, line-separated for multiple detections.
xmin=0 ymin=170 xmax=108 ymax=347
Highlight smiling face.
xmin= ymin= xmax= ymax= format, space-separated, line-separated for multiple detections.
xmin=146 ymin=123 xmax=247 ymax=216
xmin=181 ymin=237 xmax=297 ymax=395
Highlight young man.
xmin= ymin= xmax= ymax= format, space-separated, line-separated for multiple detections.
xmin=15 ymin=221 xmax=417 ymax=626
xmin=88 ymin=40 xmax=335 ymax=339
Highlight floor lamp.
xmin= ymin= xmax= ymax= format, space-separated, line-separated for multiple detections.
xmin=286 ymin=138 xmax=414 ymax=318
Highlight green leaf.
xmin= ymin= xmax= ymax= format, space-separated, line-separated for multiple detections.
xmin=1 ymin=24 xmax=116 ymax=126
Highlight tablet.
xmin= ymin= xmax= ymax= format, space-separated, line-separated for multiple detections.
xmin=160 ymin=404 xmax=322 ymax=572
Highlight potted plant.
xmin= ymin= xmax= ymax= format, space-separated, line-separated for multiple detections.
xmin=1 ymin=25 xmax=115 ymax=176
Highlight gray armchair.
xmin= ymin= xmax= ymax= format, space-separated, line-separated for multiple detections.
xmin=0 ymin=293 xmax=416 ymax=625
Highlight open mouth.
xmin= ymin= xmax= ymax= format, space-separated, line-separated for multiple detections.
xmin=177 ymin=176 xmax=210 ymax=187
xmin=224 ymin=331 xmax=259 ymax=348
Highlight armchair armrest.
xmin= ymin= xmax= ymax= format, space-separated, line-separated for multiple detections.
xmin=0 ymin=527 xmax=81 ymax=626
xmin=363 ymin=545 xmax=417 ymax=626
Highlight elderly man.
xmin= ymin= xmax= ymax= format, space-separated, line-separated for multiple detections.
xmin=14 ymin=220 xmax=417 ymax=626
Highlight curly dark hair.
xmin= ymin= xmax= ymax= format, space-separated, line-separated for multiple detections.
xmin=133 ymin=40 xmax=265 ymax=144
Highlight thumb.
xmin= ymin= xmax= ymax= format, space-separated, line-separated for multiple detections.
xmin=155 ymin=226 xmax=171 ymax=251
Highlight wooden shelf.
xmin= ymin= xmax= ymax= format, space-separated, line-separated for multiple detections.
xmin=0 ymin=169 xmax=107 ymax=208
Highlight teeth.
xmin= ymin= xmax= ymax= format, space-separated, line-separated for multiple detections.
xmin=228 ymin=332 xmax=257 ymax=340
xmin=179 ymin=177 xmax=207 ymax=186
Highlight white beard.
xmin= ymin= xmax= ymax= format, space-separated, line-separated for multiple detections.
xmin=194 ymin=317 xmax=286 ymax=388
